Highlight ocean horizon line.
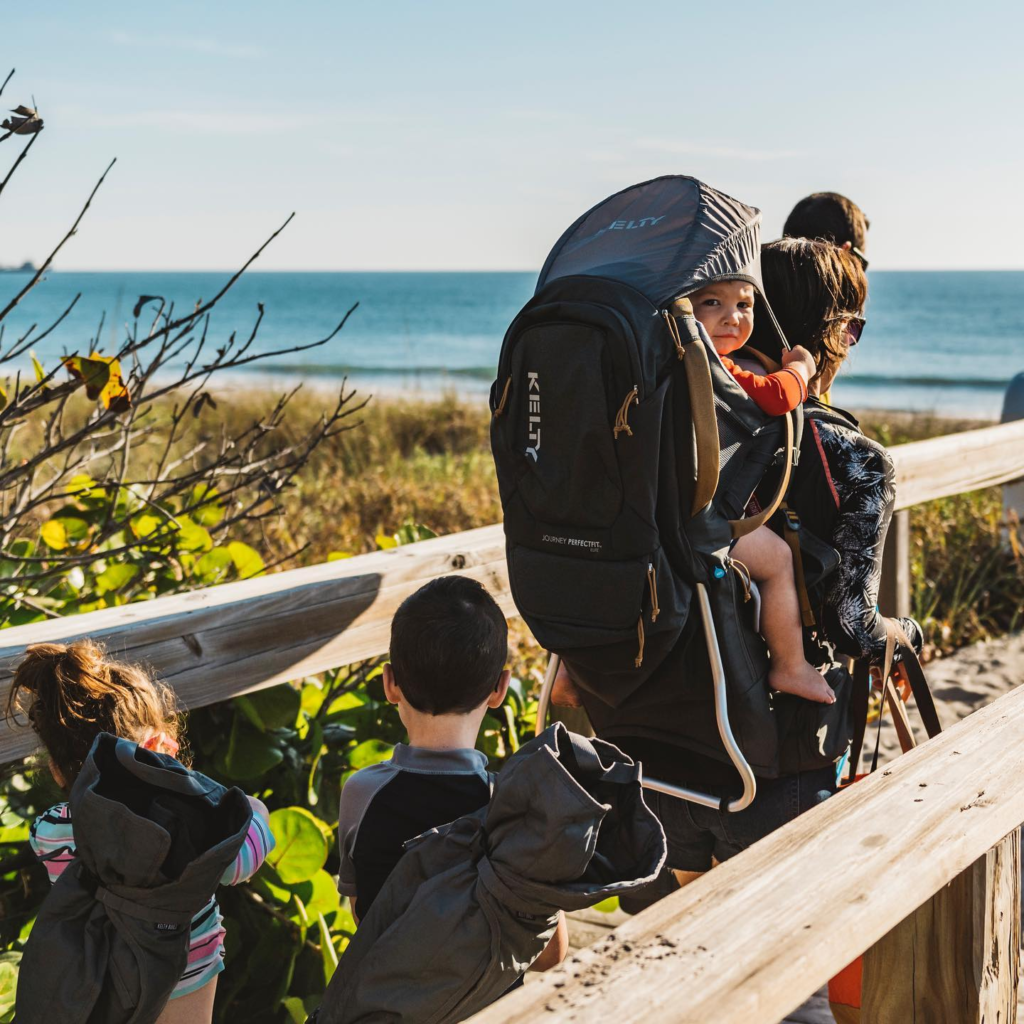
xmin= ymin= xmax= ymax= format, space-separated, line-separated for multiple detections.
xmin=11 ymin=267 xmax=1024 ymax=276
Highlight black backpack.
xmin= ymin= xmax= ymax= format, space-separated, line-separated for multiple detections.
xmin=491 ymin=176 xmax=801 ymax=788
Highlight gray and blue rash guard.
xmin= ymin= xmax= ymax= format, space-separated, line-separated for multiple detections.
xmin=336 ymin=744 xmax=491 ymax=920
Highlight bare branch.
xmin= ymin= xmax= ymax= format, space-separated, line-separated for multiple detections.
xmin=0 ymin=158 xmax=116 ymax=325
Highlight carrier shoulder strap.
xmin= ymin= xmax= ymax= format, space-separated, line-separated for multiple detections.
xmin=846 ymin=619 xmax=942 ymax=783
xmin=729 ymin=410 xmax=794 ymax=539
xmin=668 ymin=297 xmax=720 ymax=517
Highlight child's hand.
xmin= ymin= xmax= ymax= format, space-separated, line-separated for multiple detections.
xmin=781 ymin=345 xmax=816 ymax=382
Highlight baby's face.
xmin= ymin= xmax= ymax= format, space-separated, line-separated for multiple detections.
xmin=690 ymin=281 xmax=755 ymax=356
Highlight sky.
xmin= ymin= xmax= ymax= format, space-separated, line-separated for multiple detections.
xmin=4 ymin=0 xmax=1024 ymax=271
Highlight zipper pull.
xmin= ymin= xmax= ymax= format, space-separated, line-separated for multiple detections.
xmin=662 ymin=310 xmax=685 ymax=360
xmin=635 ymin=616 xmax=645 ymax=668
xmin=613 ymin=386 xmax=639 ymax=439
xmin=492 ymin=375 xmax=512 ymax=418
xmin=647 ymin=562 xmax=660 ymax=623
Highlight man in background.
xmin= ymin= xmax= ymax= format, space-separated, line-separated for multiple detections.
xmin=783 ymin=192 xmax=870 ymax=269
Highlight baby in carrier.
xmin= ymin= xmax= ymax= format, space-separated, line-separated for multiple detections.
xmin=689 ymin=278 xmax=834 ymax=704
xmin=7 ymin=640 xmax=274 ymax=1024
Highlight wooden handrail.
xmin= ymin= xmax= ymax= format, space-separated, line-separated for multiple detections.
xmin=1 ymin=418 xmax=1022 ymax=765
xmin=468 ymin=682 xmax=1024 ymax=1024
xmin=0 ymin=526 xmax=510 ymax=763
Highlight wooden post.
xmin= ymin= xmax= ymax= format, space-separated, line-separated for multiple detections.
xmin=1002 ymin=373 xmax=1024 ymax=546
xmin=862 ymin=826 xmax=1021 ymax=1023
xmin=879 ymin=508 xmax=911 ymax=619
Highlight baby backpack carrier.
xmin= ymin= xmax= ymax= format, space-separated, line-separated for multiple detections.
xmin=491 ymin=176 xmax=812 ymax=809
xmin=16 ymin=733 xmax=253 ymax=1024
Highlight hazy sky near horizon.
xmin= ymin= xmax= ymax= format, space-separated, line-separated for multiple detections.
xmin=5 ymin=1 xmax=1023 ymax=271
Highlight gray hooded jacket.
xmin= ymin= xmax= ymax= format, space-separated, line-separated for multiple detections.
xmin=16 ymin=732 xmax=253 ymax=1024
xmin=314 ymin=723 xmax=666 ymax=1024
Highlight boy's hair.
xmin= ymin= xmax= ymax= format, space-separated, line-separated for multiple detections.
xmin=6 ymin=640 xmax=183 ymax=786
xmin=751 ymin=238 xmax=868 ymax=388
xmin=783 ymin=192 xmax=870 ymax=253
xmin=389 ymin=576 xmax=508 ymax=715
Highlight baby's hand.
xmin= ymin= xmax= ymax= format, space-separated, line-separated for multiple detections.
xmin=781 ymin=345 xmax=816 ymax=382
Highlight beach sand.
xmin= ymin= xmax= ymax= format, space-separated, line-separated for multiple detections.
xmin=860 ymin=629 xmax=1024 ymax=769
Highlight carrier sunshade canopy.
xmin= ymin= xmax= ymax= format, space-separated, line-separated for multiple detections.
xmin=537 ymin=175 xmax=765 ymax=307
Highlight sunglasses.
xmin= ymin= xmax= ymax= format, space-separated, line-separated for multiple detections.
xmin=850 ymin=246 xmax=869 ymax=271
xmin=825 ymin=314 xmax=866 ymax=346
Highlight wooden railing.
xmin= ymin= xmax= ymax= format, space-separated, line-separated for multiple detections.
xmin=3 ymin=418 xmax=1024 ymax=766
xmin=2 ymin=416 xmax=1023 ymax=1021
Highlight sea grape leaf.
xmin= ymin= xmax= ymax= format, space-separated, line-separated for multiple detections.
xmin=267 ymin=807 xmax=329 ymax=884
xmin=227 ymin=541 xmax=264 ymax=578
xmin=220 ymin=717 xmax=284 ymax=780
xmin=95 ymin=563 xmax=138 ymax=594
xmin=63 ymin=354 xmax=131 ymax=411
xmin=235 ymin=684 xmax=301 ymax=732
xmin=40 ymin=519 xmax=67 ymax=550
xmin=347 ymin=738 xmax=393 ymax=769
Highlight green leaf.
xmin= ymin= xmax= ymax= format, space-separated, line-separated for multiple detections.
xmin=325 ymin=690 xmax=368 ymax=716
xmin=318 ymin=912 xmax=338 ymax=984
xmin=227 ymin=541 xmax=264 ymax=579
xmin=300 ymin=682 xmax=325 ymax=717
xmin=130 ymin=513 xmax=164 ymax=540
xmin=220 ymin=716 xmax=284 ymax=780
xmin=190 ymin=484 xmax=224 ymax=527
xmin=283 ymin=997 xmax=307 ymax=1023
xmin=40 ymin=519 xmax=67 ymax=550
xmin=0 ymin=952 xmax=20 ymax=1020
xmin=267 ymin=807 xmax=329 ymax=884
xmin=234 ymin=684 xmax=301 ymax=732
xmin=95 ymin=563 xmax=138 ymax=594
xmin=30 ymin=350 xmax=46 ymax=384
xmin=176 ymin=515 xmax=213 ymax=552
xmin=194 ymin=546 xmax=233 ymax=580
xmin=591 ymin=896 xmax=620 ymax=913
xmin=347 ymin=738 xmax=393 ymax=769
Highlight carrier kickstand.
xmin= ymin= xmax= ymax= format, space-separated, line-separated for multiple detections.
xmin=535 ymin=582 xmax=757 ymax=813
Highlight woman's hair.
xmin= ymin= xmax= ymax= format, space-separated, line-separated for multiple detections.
xmin=749 ymin=237 xmax=868 ymax=387
xmin=5 ymin=640 xmax=183 ymax=787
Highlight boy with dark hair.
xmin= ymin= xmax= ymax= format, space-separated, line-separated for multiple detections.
xmin=783 ymin=192 xmax=870 ymax=268
xmin=336 ymin=575 xmax=567 ymax=966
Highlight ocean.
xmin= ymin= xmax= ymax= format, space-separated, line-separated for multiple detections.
xmin=1 ymin=270 xmax=1022 ymax=419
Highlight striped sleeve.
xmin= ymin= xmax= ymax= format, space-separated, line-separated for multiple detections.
xmin=220 ymin=800 xmax=274 ymax=886
xmin=29 ymin=802 xmax=78 ymax=883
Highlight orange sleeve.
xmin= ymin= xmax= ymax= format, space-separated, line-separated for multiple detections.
xmin=721 ymin=357 xmax=806 ymax=415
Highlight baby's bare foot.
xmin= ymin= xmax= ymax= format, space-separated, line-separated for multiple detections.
xmin=551 ymin=665 xmax=584 ymax=708
xmin=770 ymin=662 xmax=836 ymax=704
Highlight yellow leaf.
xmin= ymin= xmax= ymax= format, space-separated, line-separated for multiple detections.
xmin=0 ymin=383 xmax=6 ymax=412
xmin=375 ymin=534 xmax=397 ymax=550
xmin=30 ymin=351 xmax=46 ymax=385
xmin=40 ymin=520 xmax=67 ymax=550
xmin=64 ymin=354 xmax=131 ymax=411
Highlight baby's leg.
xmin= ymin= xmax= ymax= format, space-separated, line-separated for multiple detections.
xmin=731 ymin=527 xmax=835 ymax=704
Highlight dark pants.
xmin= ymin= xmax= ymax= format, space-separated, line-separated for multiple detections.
xmin=622 ymin=765 xmax=837 ymax=912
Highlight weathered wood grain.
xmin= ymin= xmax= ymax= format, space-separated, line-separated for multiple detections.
xmin=467 ymin=683 xmax=1024 ymax=1024
xmin=0 ymin=526 xmax=511 ymax=762
xmin=862 ymin=827 xmax=1020 ymax=1023
xmin=889 ymin=419 xmax=1024 ymax=511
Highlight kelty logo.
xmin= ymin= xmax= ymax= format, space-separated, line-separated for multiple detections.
xmin=526 ymin=371 xmax=541 ymax=462
xmin=608 ymin=215 xmax=666 ymax=230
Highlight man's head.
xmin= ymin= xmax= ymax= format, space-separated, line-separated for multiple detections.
xmin=689 ymin=279 xmax=755 ymax=357
xmin=782 ymin=192 xmax=870 ymax=267
xmin=386 ymin=575 xmax=509 ymax=717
